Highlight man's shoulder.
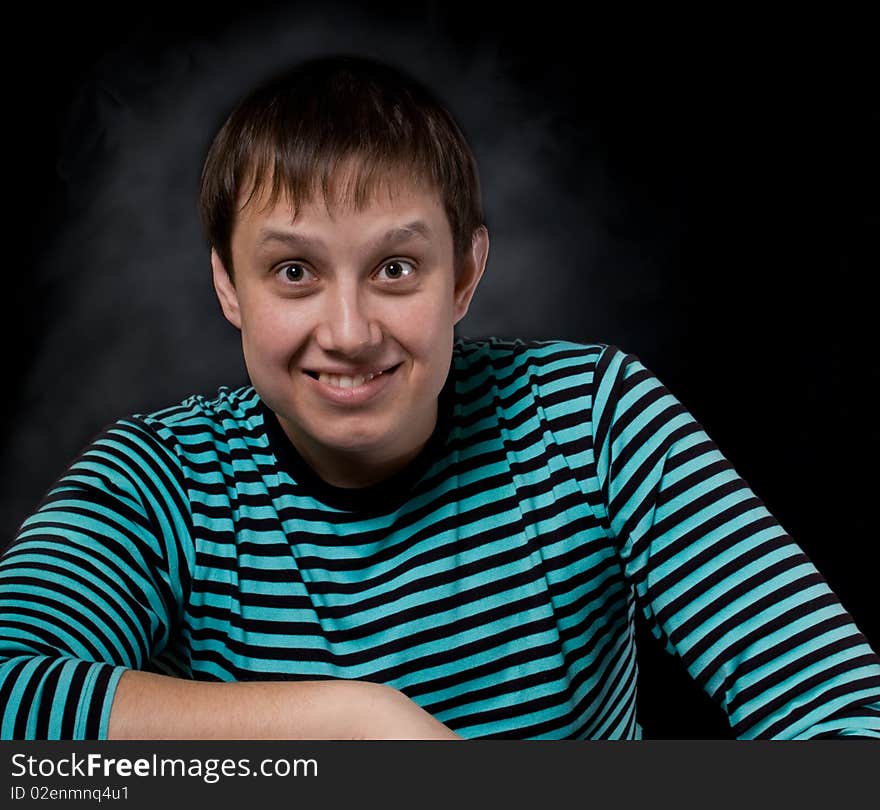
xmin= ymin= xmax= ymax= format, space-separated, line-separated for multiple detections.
xmin=118 ymin=384 xmax=264 ymax=448
xmin=453 ymin=336 xmax=615 ymax=381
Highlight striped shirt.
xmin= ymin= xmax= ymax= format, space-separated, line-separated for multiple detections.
xmin=2 ymin=337 xmax=879 ymax=740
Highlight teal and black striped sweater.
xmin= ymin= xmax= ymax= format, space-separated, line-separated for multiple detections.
xmin=2 ymin=338 xmax=879 ymax=739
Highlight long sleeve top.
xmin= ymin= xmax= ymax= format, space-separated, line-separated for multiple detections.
xmin=2 ymin=337 xmax=879 ymax=739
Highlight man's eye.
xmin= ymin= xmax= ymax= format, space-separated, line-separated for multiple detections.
xmin=276 ymin=264 xmax=314 ymax=284
xmin=378 ymin=260 xmax=415 ymax=281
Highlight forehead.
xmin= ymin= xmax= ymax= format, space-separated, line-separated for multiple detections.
xmin=236 ymin=159 xmax=447 ymax=234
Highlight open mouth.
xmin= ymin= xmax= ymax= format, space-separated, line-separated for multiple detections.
xmin=303 ymin=363 xmax=402 ymax=380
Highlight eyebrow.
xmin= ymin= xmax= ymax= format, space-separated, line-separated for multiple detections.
xmin=255 ymin=220 xmax=434 ymax=252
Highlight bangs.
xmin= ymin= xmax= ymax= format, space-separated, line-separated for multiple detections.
xmin=199 ymin=55 xmax=484 ymax=278
xmin=239 ymin=147 xmax=436 ymax=220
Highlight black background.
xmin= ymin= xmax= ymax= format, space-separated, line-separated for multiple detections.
xmin=5 ymin=3 xmax=878 ymax=738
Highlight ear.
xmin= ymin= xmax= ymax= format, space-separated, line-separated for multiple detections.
xmin=211 ymin=248 xmax=242 ymax=330
xmin=453 ymin=226 xmax=490 ymax=326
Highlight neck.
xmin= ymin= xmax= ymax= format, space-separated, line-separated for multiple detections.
xmin=276 ymin=400 xmax=438 ymax=489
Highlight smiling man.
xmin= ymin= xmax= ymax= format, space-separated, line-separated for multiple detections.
xmin=212 ymin=161 xmax=486 ymax=489
xmin=1 ymin=54 xmax=878 ymax=740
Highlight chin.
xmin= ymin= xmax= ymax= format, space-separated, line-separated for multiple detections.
xmin=311 ymin=422 xmax=390 ymax=450
xmin=338 ymin=429 xmax=392 ymax=450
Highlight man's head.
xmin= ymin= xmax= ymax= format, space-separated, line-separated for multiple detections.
xmin=199 ymin=55 xmax=489 ymax=488
xmin=199 ymin=53 xmax=485 ymax=284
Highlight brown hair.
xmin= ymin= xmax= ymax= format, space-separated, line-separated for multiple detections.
xmin=199 ymin=53 xmax=485 ymax=281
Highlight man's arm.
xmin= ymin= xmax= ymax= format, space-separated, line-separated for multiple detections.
xmin=1 ymin=418 xmax=192 ymax=739
xmin=1 ymin=418 xmax=458 ymax=740
xmin=592 ymin=345 xmax=880 ymax=738
xmin=107 ymin=670 xmax=460 ymax=739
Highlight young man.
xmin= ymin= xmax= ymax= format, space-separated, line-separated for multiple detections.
xmin=1 ymin=55 xmax=878 ymax=740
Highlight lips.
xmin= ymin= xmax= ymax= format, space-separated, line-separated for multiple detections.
xmin=302 ymin=363 xmax=403 ymax=392
xmin=303 ymin=363 xmax=401 ymax=380
xmin=301 ymin=361 xmax=401 ymax=405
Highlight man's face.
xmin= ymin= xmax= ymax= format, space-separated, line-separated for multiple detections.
xmin=212 ymin=171 xmax=488 ymax=488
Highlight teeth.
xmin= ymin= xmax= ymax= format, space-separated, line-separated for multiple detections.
xmin=318 ymin=370 xmax=382 ymax=388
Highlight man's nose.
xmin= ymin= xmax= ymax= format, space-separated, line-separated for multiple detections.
xmin=314 ymin=281 xmax=381 ymax=354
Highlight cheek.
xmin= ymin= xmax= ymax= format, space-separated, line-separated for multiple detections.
xmin=240 ymin=304 xmax=306 ymax=362
xmin=395 ymin=291 xmax=455 ymax=341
